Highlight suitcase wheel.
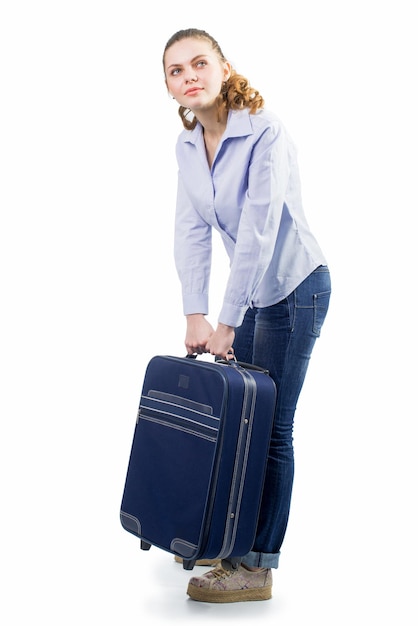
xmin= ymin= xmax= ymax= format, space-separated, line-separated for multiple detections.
xmin=182 ymin=559 xmax=196 ymax=570
xmin=140 ymin=540 xmax=151 ymax=551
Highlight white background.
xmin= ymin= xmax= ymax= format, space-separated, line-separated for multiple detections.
xmin=1 ymin=1 xmax=417 ymax=623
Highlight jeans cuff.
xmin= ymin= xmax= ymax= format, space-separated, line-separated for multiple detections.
xmin=241 ymin=550 xmax=280 ymax=569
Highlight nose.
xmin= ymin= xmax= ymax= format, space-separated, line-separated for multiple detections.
xmin=185 ymin=72 xmax=197 ymax=83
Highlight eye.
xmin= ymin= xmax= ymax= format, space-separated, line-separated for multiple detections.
xmin=170 ymin=68 xmax=181 ymax=76
xmin=196 ymin=60 xmax=207 ymax=68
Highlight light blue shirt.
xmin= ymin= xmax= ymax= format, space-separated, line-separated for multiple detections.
xmin=174 ymin=108 xmax=327 ymax=328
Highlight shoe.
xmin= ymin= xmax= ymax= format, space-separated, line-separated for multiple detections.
xmin=174 ymin=555 xmax=221 ymax=566
xmin=187 ymin=563 xmax=272 ymax=603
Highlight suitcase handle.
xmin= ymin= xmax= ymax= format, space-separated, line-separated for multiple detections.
xmin=217 ymin=359 xmax=270 ymax=375
xmin=186 ymin=353 xmax=270 ymax=375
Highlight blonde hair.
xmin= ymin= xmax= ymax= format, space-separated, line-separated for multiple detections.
xmin=163 ymin=28 xmax=264 ymax=130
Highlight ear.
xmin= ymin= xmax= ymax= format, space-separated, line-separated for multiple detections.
xmin=223 ymin=61 xmax=232 ymax=81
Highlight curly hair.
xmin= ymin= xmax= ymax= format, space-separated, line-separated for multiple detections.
xmin=163 ymin=28 xmax=264 ymax=130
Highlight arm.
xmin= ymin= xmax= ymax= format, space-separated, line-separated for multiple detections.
xmin=174 ymin=174 xmax=220 ymax=353
xmin=174 ymin=173 xmax=212 ymax=318
xmin=218 ymin=121 xmax=291 ymax=327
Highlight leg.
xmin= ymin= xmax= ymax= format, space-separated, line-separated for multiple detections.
xmin=241 ymin=266 xmax=331 ymax=568
xmin=187 ymin=267 xmax=331 ymax=602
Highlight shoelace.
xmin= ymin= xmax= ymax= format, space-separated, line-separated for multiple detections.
xmin=210 ymin=566 xmax=234 ymax=580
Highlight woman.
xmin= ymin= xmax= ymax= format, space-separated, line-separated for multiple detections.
xmin=163 ymin=28 xmax=331 ymax=603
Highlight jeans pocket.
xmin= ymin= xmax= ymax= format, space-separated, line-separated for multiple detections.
xmin=313 ymin=290 xmax=331 ymax=336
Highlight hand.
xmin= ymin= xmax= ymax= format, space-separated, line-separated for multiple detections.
xmin=205 ymin=323 xmax=235 ymax=359
xmin=185 ymin=314 xmax=215 ymax=355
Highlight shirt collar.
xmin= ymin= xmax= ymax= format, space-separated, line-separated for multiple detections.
xmin=180 ymin=108 xmax=255 ymax=146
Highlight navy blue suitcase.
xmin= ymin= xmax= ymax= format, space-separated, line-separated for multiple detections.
xmin=120 ymin=355 xmax=276 ymax=570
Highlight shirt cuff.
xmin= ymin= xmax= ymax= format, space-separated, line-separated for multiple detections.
xmin=182 ymin=293 xmax=209 ymax=316
xmin=218 ymin=302 xmax=249 ymax=328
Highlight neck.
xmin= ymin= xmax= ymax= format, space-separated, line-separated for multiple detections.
xmin=199 ymin=111 xmax=228 ymax=168
xmin=194 ymin=107 xmax=228 ymax=137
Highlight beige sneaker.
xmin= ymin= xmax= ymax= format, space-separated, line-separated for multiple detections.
xmin=174 ymin=555 xmax=221 ymax=566
xmin=187 ymin=563 xmax=272 ymax=603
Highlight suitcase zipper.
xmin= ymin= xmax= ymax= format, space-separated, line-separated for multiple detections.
xmin=137 ymin=404 xmax=219 ymax=443
xmin=137 ymin=387 xmax=220 ymax=443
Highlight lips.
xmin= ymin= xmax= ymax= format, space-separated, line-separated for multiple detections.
xmin=184 ymin=87 xmax=203 ymax=96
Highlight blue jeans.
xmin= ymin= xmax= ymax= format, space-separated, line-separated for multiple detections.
xmin=234 ymin=266 xmax=331 ymax=569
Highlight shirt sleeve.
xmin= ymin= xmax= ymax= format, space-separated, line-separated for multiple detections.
xmin=174 ymin=172 xmax=212 ymax=316
xmin=218 ymin=121 xmax=291 ymax=327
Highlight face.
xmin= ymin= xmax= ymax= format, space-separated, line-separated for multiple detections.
xmin=164 ymin=38 xmax=231 ymax=113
